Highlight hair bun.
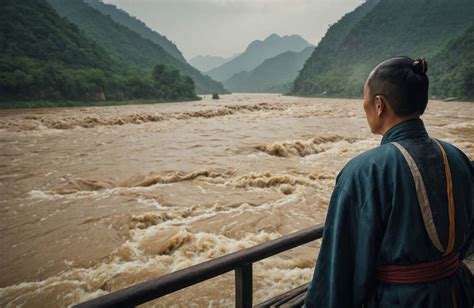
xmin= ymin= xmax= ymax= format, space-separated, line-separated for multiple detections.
xmin=412 ymin=58 xmax=428 ymax=74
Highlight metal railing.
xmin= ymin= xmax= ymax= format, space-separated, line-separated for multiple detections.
xmin=74 ymin=162 xmax=474 ymax=308
xmin=74 ymin=224 xmax=324 ymax=308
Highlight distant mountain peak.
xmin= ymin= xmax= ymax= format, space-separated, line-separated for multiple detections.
xmin=249 ymin=34 xmax=309 ymax=48
xmin=223 ymin=46 xmax=315 ymax=94
xmin=266 ymin=33 xmax=281 ymax=40
xmin=189 ymin=55 xmax=227 ymax=72
xmin=207 ymin=33 xmax=313 ymax=81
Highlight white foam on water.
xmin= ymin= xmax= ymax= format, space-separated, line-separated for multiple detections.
xmin=4 ymin=97 xmax=472 ymax=307
xmin=27 ymin=190 xmax=58 ymax=201
xmin=136 ymin=197 xmax=168 ymax=210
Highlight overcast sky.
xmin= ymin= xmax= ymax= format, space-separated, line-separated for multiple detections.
xmin=103 ymin=0 xmax=365 ymax=60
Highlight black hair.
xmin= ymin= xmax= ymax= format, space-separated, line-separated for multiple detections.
xmin=367 ymin=57 xmax=429 ymax=116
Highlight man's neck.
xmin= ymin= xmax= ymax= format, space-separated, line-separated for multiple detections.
xmin=380 ymin=115 xmax=420 ymax=136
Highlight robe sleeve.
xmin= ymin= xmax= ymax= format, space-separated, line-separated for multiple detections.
xmin=304 ymin=181 xmax=380 ymax=308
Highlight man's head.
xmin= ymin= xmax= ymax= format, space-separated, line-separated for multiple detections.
xmin=363 ymin=57 xmax=429 ymax=134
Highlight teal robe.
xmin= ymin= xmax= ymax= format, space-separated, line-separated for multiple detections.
xmin=305 ymin=119 xmax=473 ymax=308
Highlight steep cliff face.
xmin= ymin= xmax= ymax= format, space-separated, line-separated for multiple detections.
xmin=292 ymin=0 xmax=474 ymax=99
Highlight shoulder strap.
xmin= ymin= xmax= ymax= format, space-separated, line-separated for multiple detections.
xmin=432 ymin=139 xmax=456 ymax=256
xmin=391 ymin=142 xmax=444 ymax=253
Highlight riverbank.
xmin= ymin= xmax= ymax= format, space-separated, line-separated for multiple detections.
xmin=0 ymin=96 xmax=201 ymax=109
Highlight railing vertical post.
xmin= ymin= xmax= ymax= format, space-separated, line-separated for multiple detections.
xmin=235 ymin=263 xmax=253 ymax=308
xmin=73 ymin=225 xmax=325 ymax=307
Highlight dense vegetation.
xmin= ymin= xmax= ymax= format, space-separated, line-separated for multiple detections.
xmin=0 ymin=0 xmax=197 ymax=103
xmin=207 ymin=34 xmax=313 ymax=81
xmin=224 ymin=47 xmax=314 ymax=93
xmin=47 ymin=0 xmax=227 ymax=95
xmin=292 ymin=0 xmax=474 ymax=100
xmin=430 ymin=25 xmax=474 ymax=100
xmin=83 ymin=0 xmax=186 ymax=63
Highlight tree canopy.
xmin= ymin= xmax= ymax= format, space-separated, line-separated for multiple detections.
xmin=292 ymin=0 xmax=474 ymax=100
xmin=0 ymin=0 xmax=198 ymax=103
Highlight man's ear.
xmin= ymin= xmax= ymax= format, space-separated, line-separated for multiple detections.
xmin=375 ymin=95 xmax=385 ymax=117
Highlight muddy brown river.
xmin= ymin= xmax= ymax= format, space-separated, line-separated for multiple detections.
xmin=0 ymin=94 xmax=472 ymax=307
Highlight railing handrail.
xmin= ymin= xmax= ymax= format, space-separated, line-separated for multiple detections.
xmin=74 ymin=161 xmax=474 ymax=307
xmin=74 ymin=224 xmax=324 ymax=307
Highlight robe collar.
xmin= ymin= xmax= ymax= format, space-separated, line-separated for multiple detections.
xmin=380 ymin=118 xmax=429 ymax=145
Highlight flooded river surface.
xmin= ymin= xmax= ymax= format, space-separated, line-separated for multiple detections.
xmin=0 ymin=94 xmax=473 ymax=307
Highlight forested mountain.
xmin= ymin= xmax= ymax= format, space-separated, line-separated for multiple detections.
xmin=223 ymin=47 xmax=314 ymax=93
xmin=0 ymin=0 xmax=197 ymax=102
xmin=47 ymin=0 xmax=227 ymax=94
xmin=207 ymin=34 xmax=313 ymax=82
xmin=292 ymin=0 xmax=474 ymax=100
xmin=83 ymin=0 xmax=186 ymax=63
xmin=430 ymin=25 xmax=474 ymax=100
xmin=1 ymin=0 xmax=113 ymax=70
xmin=190 ymin=54 xmax=238 ymax=73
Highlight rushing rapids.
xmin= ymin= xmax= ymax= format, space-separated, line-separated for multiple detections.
xmin=0 ymin=94 xmax=472 ymax=307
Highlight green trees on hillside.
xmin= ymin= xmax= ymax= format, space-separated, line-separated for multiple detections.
xmin=0 ymin=57 xmax=197 ymax=101
xmin=46 ymin=0 xmax=227 ymax=95
xmin=292 ymin=0 xmax=474 ymax=100
xmin=0 ymin=0 xmax=198 ymax=103
xmin=430 ymin=25 xmax=474 ymax=100
xmin=0 ymin=0 xmax=114 ymax=70
xmin=152 ymin=65 xmax=195 ymax=100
